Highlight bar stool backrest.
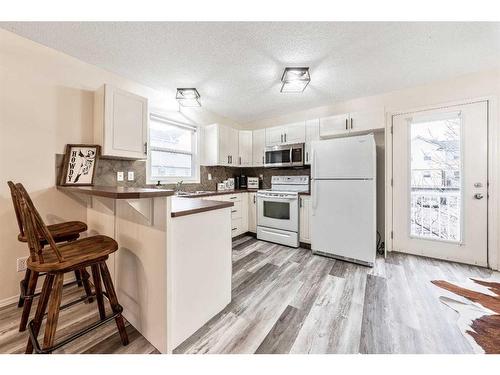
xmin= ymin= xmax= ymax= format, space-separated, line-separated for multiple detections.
xmin=7 ymin=181 xmax=25 ymax=238
xmin=15 ymin=183 xmax=65 ymax=264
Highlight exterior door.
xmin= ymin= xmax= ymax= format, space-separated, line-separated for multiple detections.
xmin=392 ymin=101 xmax=488 ymax=266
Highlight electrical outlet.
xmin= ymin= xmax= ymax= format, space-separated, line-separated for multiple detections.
xmin=127 ymin=171 xmax=135 ymax=181
xmin=208 ymin=173 xmax=212 ymax=181
xmin=117 ymin=171 xmax=124 ymax=181
xmin=17 ymin=256 xmax=28 ymax=272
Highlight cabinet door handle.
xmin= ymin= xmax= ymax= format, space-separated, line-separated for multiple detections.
xmin=306 ymin=152 xmax=309 ymax=162
xmin=345 ymin=118 xmax=348 ymax=130
xmin=229 ymin=196 xmax=237 ymax=200
xmin=262 ymin=155 xmax=264 ymax=164
xmin=284 ymin=133 xmax=287 ymax=143
xmin=300 ymin=197 xmax=303 ymax=208
xmin=239 ymin=156 xmax=241 ymax=165
xmin=281 ymin=134 xmax=283 ymax=143
xmin=227 ymin=155 xmax=230 ymax=164
xmin=350 ymin=118 xmax=353 ymax=129
xmin=253 ymin=195 xmax=256 ymax=203
xmin=144 ymin=142 xmax=148 ymax=155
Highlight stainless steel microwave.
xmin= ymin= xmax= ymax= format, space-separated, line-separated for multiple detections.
xmin=264 ymin=143 xmax=304 ymax=168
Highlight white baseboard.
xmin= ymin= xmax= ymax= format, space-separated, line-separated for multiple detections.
xmin=0 ymin=276 xmax=77 ymax=309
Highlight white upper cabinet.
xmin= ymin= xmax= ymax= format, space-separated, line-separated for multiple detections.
xmin=265 ymin=126 xmax=284 ymax=146
xmin=305 ymin=118 xmax=320 ymax=165
xmin=319 ymin=108 xmax=385 ymax=138
xmin=265 ymin=122 xmax=305 ymax=147
xmin=202 ymin=123 xmax=239 ymax=166
xmin=238 ymin=130 xmax=253 ymax=166
xmin=319 ymin=113 xmax=350 ymax=138
xmin=94 ymin=84 xmax=148 ymax=159
xmin=349 ymin=108 xmax=385 ymax=132
xmin=252 ymin=129 xmax=266 ymax=167
xmin=284 ymin=121 xmax=306 ymax=144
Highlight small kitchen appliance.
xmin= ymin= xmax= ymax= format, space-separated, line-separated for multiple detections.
xmin=264 ymin=143 xmax=304 ymax=168
xmin=239 ymin=174 xmax=247 ymax=189
xmin=247 ymin=177 xmax=259 ymax=189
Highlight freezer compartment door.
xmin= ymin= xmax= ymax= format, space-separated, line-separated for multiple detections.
xmin=311 ymin=134 xmax=376 ymax=179
xmin=311 ymin=179 xmax=376 ymax=265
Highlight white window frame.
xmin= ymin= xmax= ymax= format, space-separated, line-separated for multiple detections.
xmin=146 ymin=114 xmax=200 ymax=184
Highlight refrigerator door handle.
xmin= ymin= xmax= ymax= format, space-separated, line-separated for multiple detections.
xmin=312 ymin=148 xmax=317 ymax=179
xmin=311 ymin=180 xmax=318 ymax=215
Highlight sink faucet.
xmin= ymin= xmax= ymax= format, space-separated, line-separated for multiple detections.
xmin=175 ymin=180 xmax=184 ymax=193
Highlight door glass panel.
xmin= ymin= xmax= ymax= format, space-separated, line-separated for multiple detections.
xmin=263 ymin=201 xmax=290 ymax=220
xmin=266 ymin=150 xmax=290 ymax=164
xmin=409 ymin=113 xmax=462 ymax=242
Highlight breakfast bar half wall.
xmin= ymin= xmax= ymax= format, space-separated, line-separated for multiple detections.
xmin=58 ymin=186 xmax=233 ymax=353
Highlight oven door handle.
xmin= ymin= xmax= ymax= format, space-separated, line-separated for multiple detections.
xmin=257 ymin=194 xmax=297 ymax=201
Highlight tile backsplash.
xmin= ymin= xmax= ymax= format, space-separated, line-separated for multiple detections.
xmin=56 ymin=154 xmax=310 ymax=191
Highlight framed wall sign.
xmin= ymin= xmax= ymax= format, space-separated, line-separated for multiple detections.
xmin=59 ymin=144 xmax=100 ymax=186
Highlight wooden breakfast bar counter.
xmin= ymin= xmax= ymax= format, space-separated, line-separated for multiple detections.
xmin=59 ymin=185 xmax=233 ymax=353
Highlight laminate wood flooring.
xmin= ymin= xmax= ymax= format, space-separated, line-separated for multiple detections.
xmin=175 ymin=236 xmax=496 ymax=354
xmin=0 ymin=236 xmax=496 ymax=354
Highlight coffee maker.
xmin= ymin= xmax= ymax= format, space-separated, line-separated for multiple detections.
xmin=239 ymin=174 xmax=247 ymax=189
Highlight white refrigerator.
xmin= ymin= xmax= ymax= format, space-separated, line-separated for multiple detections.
xmin=310 ymin=134 xmax=376 ymax=266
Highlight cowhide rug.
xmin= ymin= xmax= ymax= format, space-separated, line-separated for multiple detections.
xmin=432 ymin=277 xmax=500 ymax=354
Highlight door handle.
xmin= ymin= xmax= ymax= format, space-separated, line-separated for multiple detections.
xmin=306 ymin=151 xmax=309 ymax=162
xmin=253 ymin=195 xmax=256 ymax=204
xmin=474 ymin=193 xmax=484 ymax=200
xmin=350 ymin=118 xmax=353 ymax=129
xmin=144 ymin=142 xmax=148 ymax=155
xmin=262 ymin=155 xmax=264 ymax=165
xmin=284 ymin=133 xmax=287 ymax=143
xmin=345 ymin=118 xmax=348 ymax=130
xmin=239 ymin=156 xmax=241 ymax=165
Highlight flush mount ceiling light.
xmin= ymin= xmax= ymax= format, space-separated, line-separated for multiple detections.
xmin=280 ymin=67 xmax=311 ymax=93
xmin=176 ymin=88 xmax=201 ymax=107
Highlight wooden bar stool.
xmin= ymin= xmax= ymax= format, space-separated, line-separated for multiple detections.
xmin=16 ymin=183 xmax=129 ymax=354
xmin=7 ymin=181 xmax=93 ymax=332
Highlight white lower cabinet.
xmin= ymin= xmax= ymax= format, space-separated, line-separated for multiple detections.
xmin=248 ymin=192 xmax=257 ymax=233
xmin=299 ymin=195 xmax=311 ymax=244
xmin=204 ymin=193 xmax=248 ymax=237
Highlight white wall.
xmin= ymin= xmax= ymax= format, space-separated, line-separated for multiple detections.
xmin=0 ymin=29 xmax=236 ymax=304
xmin=243 ymin=68 xmax=500 ymax=269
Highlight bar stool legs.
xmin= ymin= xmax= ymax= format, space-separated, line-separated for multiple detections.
xmin=25 ymin=261 xmax=129 ymax=354
xmin=91 ymin=264 xmax=106 ymax=321
xmin=99 ymin=262 xmax=129 ymax=346
xmin=26 ymin=274 xmax=54 ymax=354
xmin=19 ymin=270 xmax=39 ymax=332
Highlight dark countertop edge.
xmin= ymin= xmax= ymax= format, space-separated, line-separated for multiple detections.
xmin=181 ymin=189 xmax=259 ymax=198
xmin=171 ymin=197 xmax=234 ymax=218
xmin=57 ymin=185 xmax=175 ymax=199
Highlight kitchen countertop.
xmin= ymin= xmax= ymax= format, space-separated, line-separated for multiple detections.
xmin=180 ymin=188 xmax=259 ymax=198
xmin=58 ymin=185 xmax=175 ymax=199
xmin=170 ymin=197 xmax=234 ymax=217
xmin=182 ymin=189 xmax=310 ymax=197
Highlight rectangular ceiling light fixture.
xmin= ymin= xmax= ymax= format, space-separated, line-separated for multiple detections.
xmin=176 ymin=88 xmax=201 ymax=107
xmin=280 ymin=67 xmax=310 ymax=93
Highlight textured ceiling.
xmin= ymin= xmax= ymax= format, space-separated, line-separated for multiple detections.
xmin=2 ymin=22 xmax=500 ymax=124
